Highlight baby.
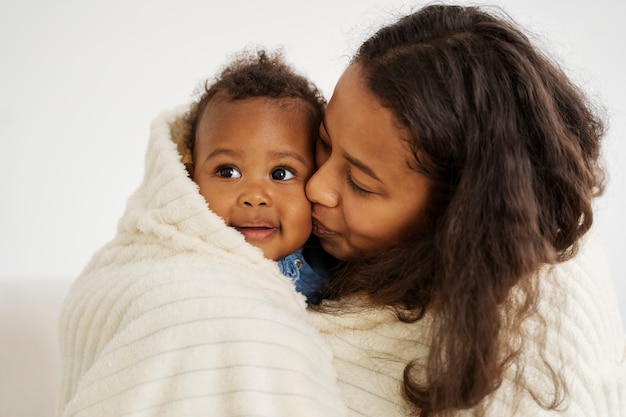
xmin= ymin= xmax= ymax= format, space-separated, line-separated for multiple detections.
xmin=179 ymin=49 xmax=328 ymax=301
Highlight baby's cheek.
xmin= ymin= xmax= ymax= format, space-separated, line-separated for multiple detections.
xmin=289 ymin=198 xmax=313 ymax=234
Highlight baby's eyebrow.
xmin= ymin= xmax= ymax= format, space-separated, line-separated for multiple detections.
xmin=204 ymin=147 xmax=240 ymax=162
xmin=271 ymin=151 xmax=309 ymax=166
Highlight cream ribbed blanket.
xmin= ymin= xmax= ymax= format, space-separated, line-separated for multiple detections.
xmin=312 ymin=229 xmax=626 ymax=416
xmin=59 ymin=106 xmax=626 ymax=417
xmin=58 ymin=106 xmax=347 ymax=417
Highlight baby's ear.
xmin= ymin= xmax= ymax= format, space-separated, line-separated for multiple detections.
xmin=184 ymin=163 xmax=194 ymax=178
xmin=170 ymin=112 xmax=194 ymax=176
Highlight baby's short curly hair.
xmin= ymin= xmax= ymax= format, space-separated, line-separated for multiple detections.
xmin=182 ymin=49 xmax=326 ymax=161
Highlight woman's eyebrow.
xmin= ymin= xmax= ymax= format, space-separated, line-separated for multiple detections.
xmin=322 ymin=115 xmax=382 ymax=182
xmin=343 ymin=151 xmax=382 ymax=182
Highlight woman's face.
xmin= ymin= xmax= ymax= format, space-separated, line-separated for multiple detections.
xmin=306 ymin=64 xmax=431 ymax=261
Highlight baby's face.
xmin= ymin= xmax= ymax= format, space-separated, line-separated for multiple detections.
xmin=192 ymin=97 xmax=315 ymax=261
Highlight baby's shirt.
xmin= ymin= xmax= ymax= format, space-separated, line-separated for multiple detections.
xmin=278 ymin=248 xmax=325 ymax=303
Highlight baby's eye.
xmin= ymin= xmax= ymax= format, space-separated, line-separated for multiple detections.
xmin=271 ymin=167 xmax=295 ymax=181
xmin=217 ymin=166 xmax=241 ymax=178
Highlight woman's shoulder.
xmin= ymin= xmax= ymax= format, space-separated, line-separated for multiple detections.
xmin=308 ymin=297 xmax=432 ymax=417
xmin=493 ymin=228 xmax=626 ymax=416
xmin=536 ymin=228 xmax=625 ymax=360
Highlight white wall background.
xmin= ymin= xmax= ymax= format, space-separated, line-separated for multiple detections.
xmin=1 ymin=0 xmax=624 ymax=328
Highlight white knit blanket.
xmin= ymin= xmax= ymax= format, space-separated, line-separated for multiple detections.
xmin=59 ymin=106 xmax=626 ymax=417
xmin=58 ymin=107 xmax=347 ymax=417
xmin=312 ymin=230 xmax=626 ymax=416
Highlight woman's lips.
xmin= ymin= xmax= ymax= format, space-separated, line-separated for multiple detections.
xmin=312 ymin=218 xmax=336 ymax=237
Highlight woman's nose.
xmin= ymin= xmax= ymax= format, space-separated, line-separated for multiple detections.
xmin=306 ymin=163 xmax=339 ymax=208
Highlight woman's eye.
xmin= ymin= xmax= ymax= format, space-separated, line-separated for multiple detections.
xmin=271 ymin=168 xmax=295 ymax=181
xmin=347 ymin=174 xmax=372 ymax=196
xmin=217 ymin=166 xmax=241 ymax=178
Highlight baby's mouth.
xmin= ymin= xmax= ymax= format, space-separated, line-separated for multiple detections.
xmin=234 ymin=222 xmax=278 ymax=241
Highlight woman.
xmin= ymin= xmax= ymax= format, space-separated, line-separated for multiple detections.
xmin=58 ymin=4 xmax=625 ymax=417
xmin=306 ymin=4 xmax=625 ymax=417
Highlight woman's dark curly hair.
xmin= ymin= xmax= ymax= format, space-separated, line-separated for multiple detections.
xmin=182 ymin=49 xmax=326 ymax=159
xmin=319 ymin=5 xmax=605 ymax=416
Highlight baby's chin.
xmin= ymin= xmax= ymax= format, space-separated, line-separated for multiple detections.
xmin=258 ymin=242 xmax=308 ymax=262
xmin=247 ymin=241 xmax=295 ymax=262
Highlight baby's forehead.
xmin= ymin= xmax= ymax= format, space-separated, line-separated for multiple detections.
xmin=194 ymin=97 xmax=315 ymax=162
xmin=205 ymin=95 xmax=313 ymax=117
xmin=202 ymin=96 xmax=316 ymax=136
